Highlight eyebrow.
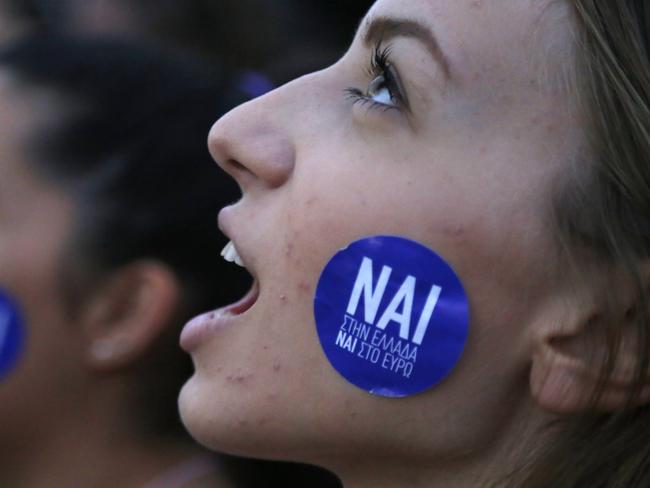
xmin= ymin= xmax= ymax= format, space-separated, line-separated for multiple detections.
xmin=362 ymin=16 xmax=451 ymax=79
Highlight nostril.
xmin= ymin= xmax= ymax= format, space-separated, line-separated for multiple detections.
xmin=210 ymin=122 xmax=295 ymax=189
xmin=221 ymin=158 xmax=258 ymax=190
xmin=229 ymin=159 xmax=248 ymax=173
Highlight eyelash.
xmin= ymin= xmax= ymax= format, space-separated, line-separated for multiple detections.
xmin=345 ymin=43 xmax=408 ymax=113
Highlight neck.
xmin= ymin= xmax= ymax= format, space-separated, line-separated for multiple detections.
xmin=329 ymin=399 xmax=555 ymax=488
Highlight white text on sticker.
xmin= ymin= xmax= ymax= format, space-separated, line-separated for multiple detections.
xmin=346 ymin=257 xmax=442 ymax=346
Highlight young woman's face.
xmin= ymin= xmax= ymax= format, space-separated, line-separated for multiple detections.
xmin=180 ymin=0 xmax=579 ymax=473
xmin=0 ymin=75 xmax=89 ymax=460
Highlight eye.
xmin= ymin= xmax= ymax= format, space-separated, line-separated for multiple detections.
xmin=367 ymin=74 xmax=396 ymax=107
xmin=345 ymin=43 xmax=410 ymax=113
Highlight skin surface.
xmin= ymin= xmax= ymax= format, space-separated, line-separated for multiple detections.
xmin=180 ymin=1 xmax=584 ymax=486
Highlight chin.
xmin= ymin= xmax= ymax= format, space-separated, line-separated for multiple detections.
xmin=178 ymin=372 xmax=300 ymax=461
xmin=178 ymin=376 xmax=221 ymax=450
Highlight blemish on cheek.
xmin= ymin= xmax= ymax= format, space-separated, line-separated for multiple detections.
xmin=441 ymin=223 xmax=466 ymax=241
xmin=285 ymin=242 xmax=294 ymax=258
xmin=273 ymin=361 xmax=282 ymax=372
xmin=226 ymin=373 xmax=254 ymax=384
xmin=297 ymin=282 xmax=310 ymax=294
xmin=279 ymin=294 xmax=288 ymax=304
xmin=263 ymin=345 xmax=269 ymax=351
xmin=470 ymin=0 xmax=483 ymax=9
xmin=238 ymin=419 xmax=249 ymax=428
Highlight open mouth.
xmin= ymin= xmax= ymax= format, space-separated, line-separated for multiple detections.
xmin=225 ymin=279 xmax=259 ymax=316
xmin=220 ymin=240 xmax=259 ymax=316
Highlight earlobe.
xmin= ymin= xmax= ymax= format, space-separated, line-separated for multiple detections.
xmin=89 ymin=336 xmax=134 ymax=365
xmin=530 ymin=305 xmax=650 ymax=414
xmin=81 ymin=261 xmax=181 ymax=372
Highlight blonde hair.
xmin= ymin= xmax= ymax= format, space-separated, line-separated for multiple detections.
xmin=518 ymin=2 xmax=650 ymax=486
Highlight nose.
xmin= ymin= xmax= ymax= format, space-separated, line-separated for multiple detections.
xmin=208 ymin=92 xmax=296 ymax=191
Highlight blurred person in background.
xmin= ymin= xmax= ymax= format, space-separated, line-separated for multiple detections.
xmin=0 ymin=33 xmax=342 ymax=488
xmin=0 ymin=34 xmax=248 ymax=488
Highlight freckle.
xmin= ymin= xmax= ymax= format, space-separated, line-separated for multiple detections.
xmin=239 ymin=374 xmax=254 ymax=383
xmin=285 ymin=242 xmax=294 ymax=257
xmin=280 ymin=294 xmax=288 ymax=304
xmin=350 ymin=411 xmax=358 ymax=419
xmin=443 ymin=224 xmax=465 ymax=239
xmin=216 ymin=367 xmax=222 ymax=373
xmin=226 ymin=373 xmax=253 ymax=384
xmin=273 ymin=362 xmax=281 ymax=372
xmin=238 ymin=419 xmax=248 ymax=428
xmin=209 ymin=313 xmax=215 ymax=320
xmin=263 ymin=345 xmax=269 ymax=350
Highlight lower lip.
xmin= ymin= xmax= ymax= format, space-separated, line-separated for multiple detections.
xmin=180 ymin=281 xmax=259 ymax=352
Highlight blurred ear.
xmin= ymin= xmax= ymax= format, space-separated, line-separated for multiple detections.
xmin=80 ymin=260 xmax=181 ymax=372
xmin=530 ymin=267 xmax=650 ymax=413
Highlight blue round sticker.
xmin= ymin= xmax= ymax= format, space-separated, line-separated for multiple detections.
xmin=314 ymin=236 xmax=470 ymax=398
xmin=0 ymin=290 xmax=25 ymax=380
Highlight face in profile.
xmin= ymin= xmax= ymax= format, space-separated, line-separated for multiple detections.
xmin=0 ymin=73 xmax=87 ymax=455
xmin=180 ymin=0 xmax=581 ymax=480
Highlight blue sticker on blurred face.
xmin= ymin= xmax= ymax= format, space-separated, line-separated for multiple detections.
xmin=0 ymin=289 xmax=25 ymax=380
xmin=314 ymin=236 xmax=470 ymax=398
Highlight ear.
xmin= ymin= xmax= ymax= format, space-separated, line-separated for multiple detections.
xmin=530 ymin=268 xmax=650 ymax=413
xmin=80 ymin=260 xmax=182 ymax=373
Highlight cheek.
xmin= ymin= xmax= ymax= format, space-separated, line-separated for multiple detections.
xmin=0 ymin=217 xmax=71 ymax=320
xmin=289 ymin=168 xmax=557 ymax=347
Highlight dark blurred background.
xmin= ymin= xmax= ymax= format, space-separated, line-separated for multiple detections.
xmin=1 ymin=0 xmax=374 ymax=84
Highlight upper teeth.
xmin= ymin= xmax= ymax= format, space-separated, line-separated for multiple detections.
xmin=221 ymin=241 xmax=245 ymax=267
